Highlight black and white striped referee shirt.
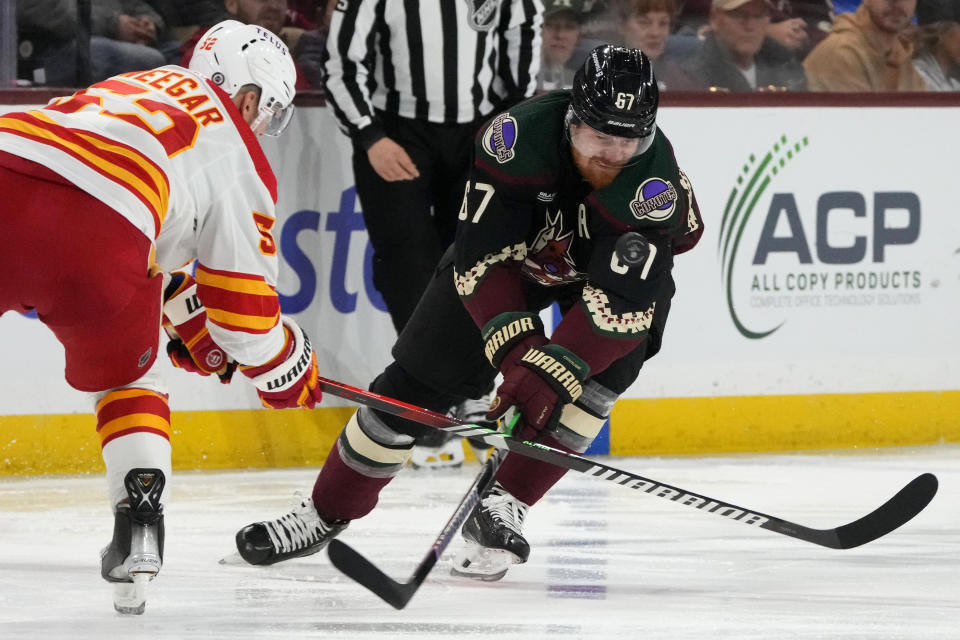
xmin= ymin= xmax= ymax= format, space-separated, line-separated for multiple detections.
xmin=324 ymin=0 xmax=543 ymax=148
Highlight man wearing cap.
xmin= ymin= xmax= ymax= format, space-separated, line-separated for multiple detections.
xmin=678 ymin=0 xmax=808 ymax=90
xmin=539 ymin=0 xmax=587 ymax=91
xmin=803 ymin=0 xmax=928 ymax=91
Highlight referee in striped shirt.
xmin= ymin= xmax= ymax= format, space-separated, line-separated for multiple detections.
xmin=323 ymin=0 xmax=543 ymax=334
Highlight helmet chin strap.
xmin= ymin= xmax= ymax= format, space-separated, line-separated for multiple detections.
xmin=250 ymin=110 xmax=268 ymax=135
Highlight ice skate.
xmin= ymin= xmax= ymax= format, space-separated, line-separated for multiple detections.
xmin=235 ymin=493 xmax=348 ymax=565
xmin=451 ymin=481 xmax=530 ymax=581
xmin=100 ymin=469 xmax=165 ymax=615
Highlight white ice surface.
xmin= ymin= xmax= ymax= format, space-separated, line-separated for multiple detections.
xmin=0 ymin=446 xmax=956 ymax=639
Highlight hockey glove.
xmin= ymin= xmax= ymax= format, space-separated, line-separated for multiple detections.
xmin=481 ymin=311 xmax=548 ymax=376
xmin=162 ymin=271 xmax=236 ymax=383
xmin=487 ymin=344 xmax=589 ymax=433
xmin=240 ymin=317 xmax=323 ymax=410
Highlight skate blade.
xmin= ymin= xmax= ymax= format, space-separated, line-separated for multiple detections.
xmin=218 ymin=551 xmax=246 ymax=566
xmin=113 ymin=573 xmax=152 ymax=615
xmin=450 ymin=540 xmax=522 ymax=582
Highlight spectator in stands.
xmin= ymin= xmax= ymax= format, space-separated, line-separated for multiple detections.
xmin=179 ymin=0 xmax=316 ymax=89
xmin=910 ymin=19 xmax=960 ymax=89
xmin=91 ymin=1 xmax=167 ymax=81
xmin=675 ymin=0 xmax=833 ymax=60
xmin=765 ymin=5 xmax=811 ymax=53
xmin=539 ymin=0 xmax=586 ymax=91
xmin=572 ymin=0 xmax=623 ymax=68
xmin=619 ymin=0 xmax=674 ymax=62
xmin=143 ymin=0 xmax=232 ymax=63
xmin=617 ymin=0 xmax=694 ymax=89
xmin=15 ymin=0 xmax=79 ymax=85
xmin=674 ymin=0 xmax=709 ymax=35
xmin=677 ymin=0 xmax=808 ymax=90
xmin=292 ymin=1 xmax=336 ymax=90
xmin=748 ymin=2 xmax=835 ymax=60
xmin=287 ymin=0 xmax=326 ymax=29
xmin=803 ymin=0 xmax=928 ymax=90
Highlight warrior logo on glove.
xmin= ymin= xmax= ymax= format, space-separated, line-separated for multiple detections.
xmin=519 ymin=347 xmax=585 ymax=403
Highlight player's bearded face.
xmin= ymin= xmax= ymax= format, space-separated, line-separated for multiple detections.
xmin=569 ymin=123 xmax=641 ymax=189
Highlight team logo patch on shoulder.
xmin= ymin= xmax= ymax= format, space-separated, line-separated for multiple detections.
xmin=465 ymin=0 xmax=503 ymax=31
xmin=482 ymin=113 xmax=518 ymax=164
xmin=630 ymin=178 xmax=677 ymax=222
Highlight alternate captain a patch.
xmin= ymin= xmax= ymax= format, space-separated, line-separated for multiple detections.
xmin=630 ymin=178 xmax=678 ymax=222
xmin=482 ymin=113 xmax=518 ymax=164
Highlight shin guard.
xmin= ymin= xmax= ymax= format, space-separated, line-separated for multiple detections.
xmin=312 ymin=407 xmax=415 ymax=520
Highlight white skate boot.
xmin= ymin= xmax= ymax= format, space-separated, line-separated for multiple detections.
xmin=451 ymin=481 xmax=530 ymax=581
xmin=100 ymin=469 xmax=165 ymax=615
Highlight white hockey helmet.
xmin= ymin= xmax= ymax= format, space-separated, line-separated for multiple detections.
xmin=189 ymin=20 xmax=296 ymax=136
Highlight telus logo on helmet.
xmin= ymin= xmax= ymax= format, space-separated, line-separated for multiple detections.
xmin=253 ymin=26 xmax=288 ymax=54
xmin=188 ymin=20 xmax=297 ymax=136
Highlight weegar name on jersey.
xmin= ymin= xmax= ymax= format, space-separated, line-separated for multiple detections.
xmin=120 ymin=68 xmax=225 ymax=128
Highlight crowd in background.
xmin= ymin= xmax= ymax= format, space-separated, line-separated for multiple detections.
xmin=543 ymin=0 xmax=960 ymax=91
xmin=13 ymin=0 xmax=332 ymax=89
xmin=9 ymin=0 xmax=960 ymax=93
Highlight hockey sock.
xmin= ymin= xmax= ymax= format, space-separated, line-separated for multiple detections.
xmin=312 ymin=444 xmax=393 ymax=521
xmin=493 ymin=427 xmax=575 ymax=506
xmin=312 ymin=408 xmax=414 ymax=521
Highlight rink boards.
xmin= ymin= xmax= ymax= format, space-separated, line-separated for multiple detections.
xmin=1 ymin=100 xmax=958 ymax=475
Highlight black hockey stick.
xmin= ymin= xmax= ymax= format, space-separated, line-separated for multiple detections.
xmin=316 ymin=376 xmax=938 ymax=549
xmin=327 ymin=448 xmax=506 ymax=609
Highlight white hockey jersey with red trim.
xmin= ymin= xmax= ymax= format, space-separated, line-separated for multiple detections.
xmin=0 ymin=65 xmax=285 ymax=366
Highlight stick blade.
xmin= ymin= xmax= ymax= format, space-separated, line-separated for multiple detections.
xmin=832 ymin=472 xmax=938 ymax=549
xmin=327 ymin=539 xmax=416 ymax=610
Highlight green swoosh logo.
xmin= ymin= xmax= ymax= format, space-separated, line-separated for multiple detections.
xmin=721 ymin=135 xmax=809 ymax=339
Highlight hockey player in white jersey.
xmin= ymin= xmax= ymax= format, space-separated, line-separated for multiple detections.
xmin=0 ymin=20 xmax=317 ymax=614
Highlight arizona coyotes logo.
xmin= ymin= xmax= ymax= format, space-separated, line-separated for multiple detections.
xmin=522 ymin=211 xmax=581 ymax=286
xmin=630 ymin=178 xmax=677 ymax=222
xmin=465 ymin=0 xmax=503 ymax=31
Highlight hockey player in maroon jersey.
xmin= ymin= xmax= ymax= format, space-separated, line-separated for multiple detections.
xmin=0 ymin=21 xmax=326 ymax=613
xmin=235 ymin=45 xmax=704 ymax=581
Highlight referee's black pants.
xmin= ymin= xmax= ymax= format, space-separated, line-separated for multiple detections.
xmin=352 ymin=111 xmax=485 ymax=334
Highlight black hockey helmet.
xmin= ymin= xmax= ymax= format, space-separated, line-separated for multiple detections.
xmin=570 ymin=45 xmax=658 ymax=139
